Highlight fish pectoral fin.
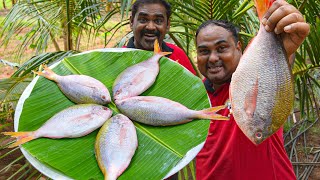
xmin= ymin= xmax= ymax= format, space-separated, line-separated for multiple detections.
xmin=197 ymin=105 xmax=229 ymax=120
xmin=154 ymin=39 xmax=161 ymax=53
xmin=244 ymin=79 xmax=258 ymax=118
xmin=153 ymin=38 xmax=171 ymax=56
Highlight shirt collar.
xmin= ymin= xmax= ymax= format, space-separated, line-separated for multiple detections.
xmin=204 ymin=79 xmax=231 ymax=94
xmin=204 ymin=78 xmax=215 ymax=93
xmin=127 ymin=37 xmax=173 ymax=57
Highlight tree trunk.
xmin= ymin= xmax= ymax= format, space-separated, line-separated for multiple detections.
xmin=49 ymin=32 xmax=61 ymax=52
xmin=61 ymin=0 xmax=74 ymax=51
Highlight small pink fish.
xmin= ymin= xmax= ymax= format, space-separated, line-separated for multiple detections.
xmin=116 ymin=96 xmax=229 ymax=126
xmin=95 ymin=114 xmax=138 ymax=180
xmin=230 ymin=0 xmax=294 ymax=145
xmin=33 ymin=64 xmax=111 ymax=105
xmin=2 ymin=104 xmax=113 ymax=148
xmin=113 ymin=39 xmax=171 ymax=102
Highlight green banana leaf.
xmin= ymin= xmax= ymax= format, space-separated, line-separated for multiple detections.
xmin=15 ymin=48 xmax=212 ymax=179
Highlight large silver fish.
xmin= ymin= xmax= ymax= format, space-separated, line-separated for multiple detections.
xmin=230 ymin=0 xmax=294 ymax=145
xmin=2 ymin=104 xmax=113 ymax=148
xmin=116 ymin=96 xmax=228 ymax=126
xmin=113 ymin=39 xmax=171 ymax=102
xmin=95 ymin=114 xmax=138 ymax=180
xmin=34 ymin=64 xmax=111 ymax=105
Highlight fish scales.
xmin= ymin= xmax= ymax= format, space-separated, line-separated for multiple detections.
xmin=95 ymin=114 xmax=138 ymax=180
xmin=34 ymin=64 xmax=111 ymax=105
xmin=113 ymin=39 xmax=171 ymax=102
xmin=2 ymin=104 xmax=113 ymax=147
xmin=37 ymin=104 xmax=112 ymax=138
xmin=117 ymin=96 xmax=196 ymax=126
xmin=230 ymin=23 xmax=294 ymax=144
xmin=112 ymin=56 xmax=161 ymax=101
xmin=57 ymin=74 xmax=110 ymax=104
xmin=117 ymin=96 xmax=228 ymax=126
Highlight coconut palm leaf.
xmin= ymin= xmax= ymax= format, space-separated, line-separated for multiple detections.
xmin=168 ymin=0 xmax=254 ymax=55
xmin=11 ymin=49 xmax=213 ymax=179
xmin=0 ymin=51 xmax=78 ymax=103
xmin=0 ymin=77 xmax=32 ymax=104
xmin=293 ymin=23 xmax=320 ymax=118
xmin=0 ymin=0 xmax=110 ymax=60
xmin=0 ymin=59 xmax=20 ymax=68
xmin=0 ymin=51 xmax=78 ymax=128
xmin=11 ymin=51 xmax=78 ymax=77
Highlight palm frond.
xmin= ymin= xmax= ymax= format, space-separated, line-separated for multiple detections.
xmin=0 ymin=59 xmax=20 ymax=68
xmin=0 ymin=0 xmax=110 ymax=59
xmin=0 ymin=51 xmax=78 ymax=124
xmin=12 ymin=51 xmax=78 ymax=77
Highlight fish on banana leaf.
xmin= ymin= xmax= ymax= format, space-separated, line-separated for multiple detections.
xmin=33 ymin=64 xmax=111 ymax=105
xmin=95 ymin=114 xmax=138 ymax=180
xmin=117 ymin=96 xmax=229 ymax=126
xmin=113 ymin=39 xmax=171 ymax=102
xmin=3 ymin=104 xmax=113 ymax=148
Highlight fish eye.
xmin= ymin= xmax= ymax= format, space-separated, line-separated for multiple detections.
xmin=255 ymin=131 xmax=263 ymax=139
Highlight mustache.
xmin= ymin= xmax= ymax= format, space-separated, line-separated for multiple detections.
xmin=141 ymin=29 xmax=160 ymax=37
xmin=207 ymin=61 xmax=223 ymax=68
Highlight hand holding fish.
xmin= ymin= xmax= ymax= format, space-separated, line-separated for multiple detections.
xmin=261 ymin=0 xmax=310 ymax=59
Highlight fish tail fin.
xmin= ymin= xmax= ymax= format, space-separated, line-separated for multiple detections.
xmin=2 ymin=131 xmax=36 ymax=148
xmin=153 ymin=39 xmax=172 ymax=57
xmin=196 ymin=105 xmax=230 ymax=120
xmin=32 ymin=64 xmax=57 ymax=81
xmin=254 ymin=0 xmax=275 ymax=20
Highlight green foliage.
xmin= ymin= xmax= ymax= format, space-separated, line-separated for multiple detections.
xmin=0 ymin=0 xmax=115 ymax=59
xmin=166 ymin=0 xmax=258 ymax=58
xmin=0 ymin=0 xmax=13 ymax=9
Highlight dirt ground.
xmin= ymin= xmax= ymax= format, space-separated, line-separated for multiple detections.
xmin=1 ymin=7 xmax=320 ymax=180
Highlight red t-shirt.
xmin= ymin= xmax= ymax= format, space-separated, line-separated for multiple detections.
xmin=123 ymin=38 xmax=197 ymax=75
xmin=196 ymin=82 xmax=296 ymax=180
xmin=165 ymin=43 xmax=197 ymax=75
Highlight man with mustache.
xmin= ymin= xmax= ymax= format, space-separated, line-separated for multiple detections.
xmin=195 ymin=0 xmax=310 ymax=179
xmin=125 ymin=0 xmax=197 ymax=75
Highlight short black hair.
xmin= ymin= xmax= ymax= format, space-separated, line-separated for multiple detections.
xmin=131 ymin=0 xmax=172 ymax=20
xmin=196 ymin=20 xmax=240 ymax=43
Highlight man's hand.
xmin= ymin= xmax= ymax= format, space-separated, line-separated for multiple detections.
xmin=261 ymin=0 xmax=310 ymax=59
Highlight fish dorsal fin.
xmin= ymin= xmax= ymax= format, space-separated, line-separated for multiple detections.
xmin=153 ymin=39 xmax=172 ymax=56
xmin=254 ymin=0 xmax=276 ymax=20
xmin=244 ymin=78 xmax=259 ymax=118
xmin=154 ymin=39 xmax=161 ymax=54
